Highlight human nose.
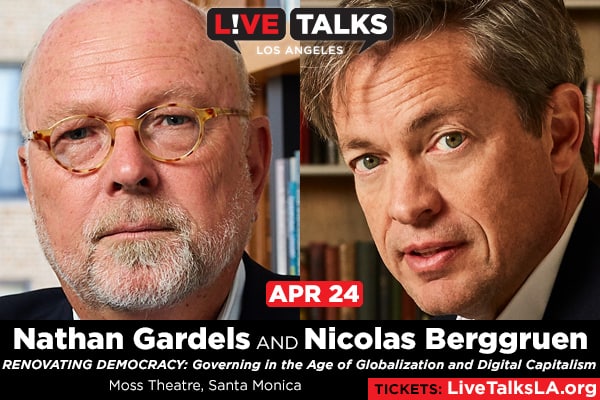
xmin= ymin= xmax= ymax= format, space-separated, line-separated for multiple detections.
xmin=386 ymin=161 xmax=442 ymax=226
xmin=103 ymin=124 xmax=159 ymax=193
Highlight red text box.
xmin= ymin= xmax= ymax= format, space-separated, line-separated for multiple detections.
xmin=266 ymin=281 xmax=363 ymax=307
xmin=368 ymin=378 xmax=599 ymax=400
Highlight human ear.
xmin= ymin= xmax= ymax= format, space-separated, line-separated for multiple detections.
xmin=245 ymin=115 xmax=272 ymax=203
xmin=17 ymin=145 xmax=33 ymax=200
xmin=547 ymin=83 xmax=586 ymax=175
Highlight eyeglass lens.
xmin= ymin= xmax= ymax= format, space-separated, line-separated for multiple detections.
xmin=49 ymin=105 xmax=203 ymax=170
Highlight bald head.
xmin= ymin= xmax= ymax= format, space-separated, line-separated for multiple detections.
xmin=20 ymin=0 xmax=251 ymax=137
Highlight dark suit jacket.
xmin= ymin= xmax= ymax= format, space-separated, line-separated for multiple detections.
xmin=0 ymin=252 xmax=300 ymax=320
xmin=542 ymin=181 xmax=600 ymax=319
xmin=436 ymin=181 xmax=600 ymax=320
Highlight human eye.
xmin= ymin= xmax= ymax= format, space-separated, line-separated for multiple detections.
xmin=149 ymin=107 xmax=197 ymax=129
xmin=63 ymin=127 xmax=89 ymax=140
xmin=433 ymin=131 xmax=465 ymax=152
xmin=52 ymin=118 xmax=103 ymax=144
xmin=351 ymin=154 xmax=382 ymax=173
xmin=164 ymin=115 xmax=190 ymax=126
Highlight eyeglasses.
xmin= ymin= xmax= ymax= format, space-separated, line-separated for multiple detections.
xmin=28 ymin=103 xmax=249 ymax=174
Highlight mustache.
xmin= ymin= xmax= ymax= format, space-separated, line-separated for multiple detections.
xmin=83 ymin=197 xmax=191 ymax=243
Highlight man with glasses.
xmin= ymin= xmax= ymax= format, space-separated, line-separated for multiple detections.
xmin=0 ymin=0 xmax=299 ymax=320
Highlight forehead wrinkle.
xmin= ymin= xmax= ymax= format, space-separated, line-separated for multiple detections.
xmin=339 ymin=105 xmax=463 ymax=141
xmin=22 ymin=0 xmax=222 ymax=132
xmin=335 ymin=72 xmax=443 ymax=143
xmin=49 ymin=26 xmax=198 ymax=77
xmin=338 ymin=101 xmax=471 ymax=156
xmin=342 ymin=49 xmax=454 ymax=105
xmin=37 ymin=88 xmax=216 ymax=130
xmin=336 ymin=47 xmax=472 ymax=149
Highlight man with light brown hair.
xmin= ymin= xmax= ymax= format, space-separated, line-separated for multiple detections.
xmin=302 ymin=0 xmax=599 ymax=320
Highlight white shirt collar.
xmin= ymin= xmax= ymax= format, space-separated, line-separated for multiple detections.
xmin=73 ymin=258 xmax=246 ymax=320
xmin=496 ymin=191 xmax=587 ymax=320
xmin=216 ymin=258 xmax=245 ymax=320
xmin=457 ymin=191 xmax=587 ymax=320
